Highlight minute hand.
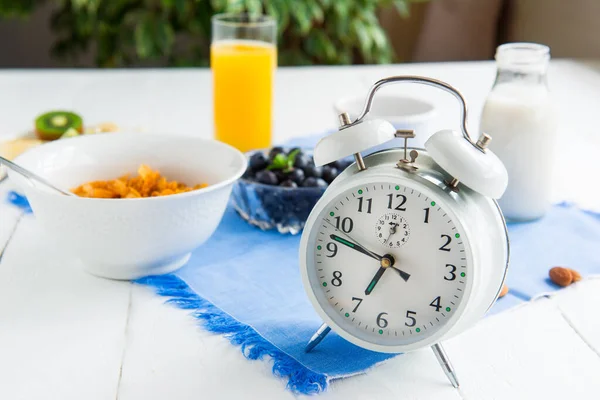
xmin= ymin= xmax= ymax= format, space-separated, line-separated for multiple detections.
xmin=330 ymin=234 xmax=382 ymax=261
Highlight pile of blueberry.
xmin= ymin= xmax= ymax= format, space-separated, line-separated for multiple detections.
xmin=232 ymin=147 xmax=354 ymax=234
xmin=243 ymin=146 xmax=353 ymax=188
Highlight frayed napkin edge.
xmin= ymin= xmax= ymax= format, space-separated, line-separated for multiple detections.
xmin=136 ymin=274 xmax=329 ymax=395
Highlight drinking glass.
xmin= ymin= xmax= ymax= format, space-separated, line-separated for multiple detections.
xmin=211 ymin=14 xmax=277 ymax=152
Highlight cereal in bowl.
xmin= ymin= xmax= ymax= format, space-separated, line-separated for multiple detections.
xmin=72 ymin=164 xmax=207 ymax=198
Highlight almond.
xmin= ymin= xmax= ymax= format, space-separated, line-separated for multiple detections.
xmin=549 ymin=266 xmax=573 ymax=287
xmin=569 ymin=268 xmax=582 ymax=283
xmin=499 ymin=284 xmax=509 ymax=298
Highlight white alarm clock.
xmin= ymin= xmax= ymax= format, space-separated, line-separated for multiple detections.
xmin=299 ymin=76 xmax=509 ymax=388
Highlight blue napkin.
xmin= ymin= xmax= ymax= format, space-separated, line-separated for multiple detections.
xmin=505 ymin=205 xmax=600 ymax=298
xmin=5 ymin=192 xmax=600 ymax=394
xmin=6 ymin=191 xmax=32 ymax=213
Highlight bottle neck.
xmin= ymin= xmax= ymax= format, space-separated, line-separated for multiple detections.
xmin=494 ymin=67 xmax=548 ymax=87
xmin=493 ymin=42 xmax=550 ymax=88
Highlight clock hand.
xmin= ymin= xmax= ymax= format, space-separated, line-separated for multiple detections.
xmin=323 ymin=219 xmax=382 ymax=260
xmin=381 ymin=223 xmax=411 ymax=281
xmin=390 ymin=266 xmax=410 ymax=282
xmin=365 ymin=267 xmax=386 ymax=296
xmin=364 ymin=256 xmax=395 ymax=295
xmin=383 ymin=222 xmax=399 ymax=245
xmin=325 ymin=220 xmax=411 ymax=281
xmin=330 ymin=234 xmax=382 ymax=261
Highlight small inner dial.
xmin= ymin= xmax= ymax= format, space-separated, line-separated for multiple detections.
xmin=375 ymin=212 xmax=410 ymax=248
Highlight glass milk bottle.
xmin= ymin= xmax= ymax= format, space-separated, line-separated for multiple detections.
xmin=480 ymin=43 xmax=556 ymax=221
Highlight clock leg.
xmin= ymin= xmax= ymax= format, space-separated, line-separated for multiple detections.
xmin=304 ymin=323 xmax=331 ymax=353
xmin=431 ymin=343 xmax=460 ymax=388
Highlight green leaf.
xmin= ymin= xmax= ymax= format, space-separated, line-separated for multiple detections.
xmin=210 ymin=0 xmax=227 ymax=10
xmin=161 ymin=0 xmax=174 ymax=9
xmin=336 ymin=48 xmax=352 ymax=64
xmin=305 ymin=0 xmax=324 ymax=23
xmin=268 ymin=153 xmax=288 ymax=170
xmin=225 ymin=0 xmax=245 ymax=14
xmin=315 ymin=30 xmax=336 ymax=62
xmin=264 ymin=0 xmax=279 ymax=19
xmin=244 ymin=0 xmax=263 ymax=15
xmin=278 ymin=49 xmax=312 ymax=66
xmin=266 ymin=0 xmax=290 ymax=33
xmin=351 ymin=19 xmax=372 ymax=55
xmin=394 ymin=0 xmax=410 ymax=18
xmin=134 ymin=16 xmax=154 ymax=58
xmin=174 ymin=0 xmax=187 ymax=19
xmin=156 ymin=20 xmax=175 ymax=54
xmin=333 ymin=1 xmax=349 ymax=19
xmin=290 ymin=1 xmax=313 ymax=35
xmin=286 ymin=148 xmax=301 ymax=164
xmin=333 ymin=16 xmax=351 ymax=46
xmin=370 ymin=25 xmax=388 ymax=50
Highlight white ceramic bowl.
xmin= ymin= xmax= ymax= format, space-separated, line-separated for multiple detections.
xmin=8 ymin=133 xmax=246 ymax=280
xmin=334 ymin=94 xmax=436 ymax=148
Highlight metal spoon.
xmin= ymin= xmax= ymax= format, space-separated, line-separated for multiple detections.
xmin=0 ymin=155 xmax=75 ymax=196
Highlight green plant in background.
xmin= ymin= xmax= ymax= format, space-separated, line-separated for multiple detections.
xmin=0 ymin=0 xmax=428 ymax=67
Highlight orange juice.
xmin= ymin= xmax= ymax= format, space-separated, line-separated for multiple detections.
xmin=211 ymin=40 xmax=276 ymax=152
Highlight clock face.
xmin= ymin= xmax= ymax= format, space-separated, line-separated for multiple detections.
xmin=304 ymin=181 xmax=473 ymax=350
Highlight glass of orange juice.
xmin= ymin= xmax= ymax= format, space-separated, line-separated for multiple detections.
xmin=211 ymin=14 xmax=277 ymax=152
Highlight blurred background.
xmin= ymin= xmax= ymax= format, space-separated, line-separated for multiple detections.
xmin=0 ymin=0 xmax=598 ymax=68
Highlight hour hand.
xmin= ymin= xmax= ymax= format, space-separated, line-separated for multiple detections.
xmin=330 ymin=234 xmax=382 ymax=261
xmin=365 ymin=267 xmax=386 ymax=295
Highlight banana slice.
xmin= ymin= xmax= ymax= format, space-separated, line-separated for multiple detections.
xmin=0 ymin=138 xmax=44 ymax=160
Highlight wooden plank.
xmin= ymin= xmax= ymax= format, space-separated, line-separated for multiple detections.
xmin=118 ymin=285 xmax=296 ymax=400
xmin=446 ymin=298 xmax=600 ymax=399
xmin=551 ymin=278 xmax=600 ymax=355
xmin=0 ymin=215 xmax=131 ymax=400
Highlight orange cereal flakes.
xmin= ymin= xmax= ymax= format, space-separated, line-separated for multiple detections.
xmin=71 ymin=165 xmax=207 ymax=198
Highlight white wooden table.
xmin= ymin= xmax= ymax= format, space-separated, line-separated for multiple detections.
xmin=1 ymin=61 xmax=600 ymax=400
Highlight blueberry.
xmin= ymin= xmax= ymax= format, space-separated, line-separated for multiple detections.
xmin=268 ymin=146 xmax=285 ymax=161
xmin=249 ymin=152 xmax=268 ymax=172
xmin=294 ymin=154 xmax=310 ymax=169
xmin=255 ymin=170 xmax=278 ymax=185
xmin=315 ymin=178 xmax=328 ymax=188
xmin=330 ymin=159 xmax=352 ymax=171
xmin=242 ymin=168 xmax=254 ymax=180
xmin=274 ymin=170 xmax=288 ymax=184
xmin=280 ymin=180 xmax=298 ymax=188
xmin=321 ymin=166 xmax=338 ymax=183
xmin=303 ymin=177 xmax=328 ymax=188
xmin=338 ymin=159 xmax=353 ymax=170
xmin=329 ymin=160 xmax=343 ymax=170
xmin=303 ymin=165 xmax=322 ymax=179
xmin=286 ymin=168 xmax=305 ymax=185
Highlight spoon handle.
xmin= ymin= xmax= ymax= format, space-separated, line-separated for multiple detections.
xmin=0 ymin=156 xmax=74 ymax=196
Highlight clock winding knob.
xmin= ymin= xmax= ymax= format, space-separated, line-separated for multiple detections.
xmin=425 ymin=129 xmax=508 ymax=199
xmin=475 ymin=133 xmax=492 ymax=151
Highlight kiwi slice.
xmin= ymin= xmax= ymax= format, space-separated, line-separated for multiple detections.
xmin=35 ymin=111 xmax=83 ymax=140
